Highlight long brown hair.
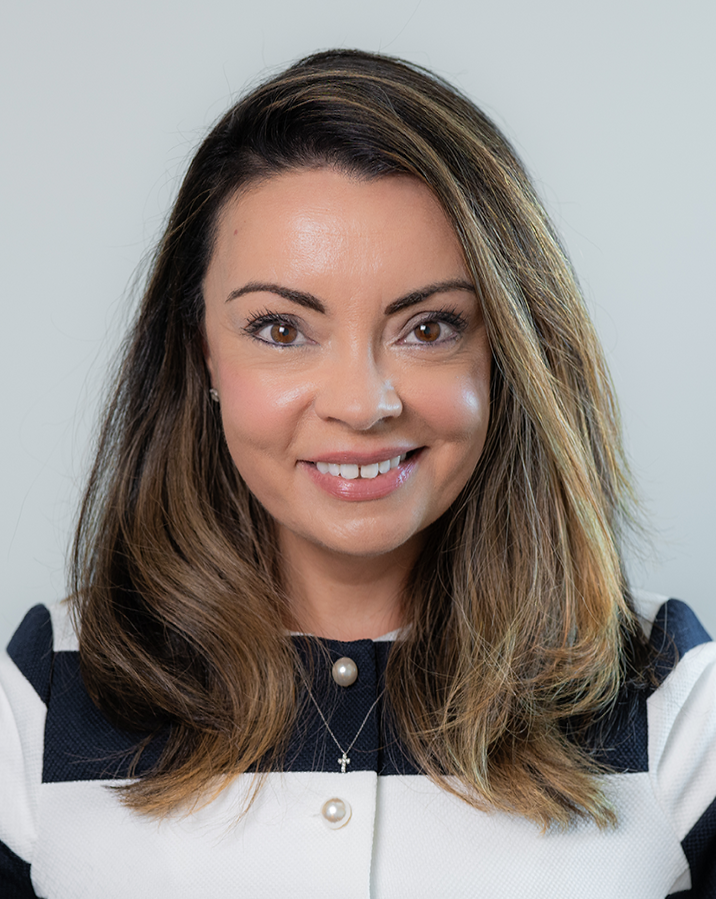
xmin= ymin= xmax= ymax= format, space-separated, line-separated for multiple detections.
xmin=71 ymin=49 xmax=646 ymax=827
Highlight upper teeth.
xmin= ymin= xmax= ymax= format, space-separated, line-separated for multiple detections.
xmin=315 ymin=454 xmax=406 ymax=479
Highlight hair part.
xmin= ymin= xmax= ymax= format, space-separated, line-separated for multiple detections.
xmin=71 ymin=48 xmax=648 ymax=828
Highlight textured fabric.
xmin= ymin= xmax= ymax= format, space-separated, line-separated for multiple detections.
xmin=1 ymin=593 xmax=714 ymax=898
xmin=0 ymin=839 xmax=35 ymax=899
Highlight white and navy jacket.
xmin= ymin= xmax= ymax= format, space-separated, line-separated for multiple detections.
xmin=1 ymin=593 xmax=715 ymax=898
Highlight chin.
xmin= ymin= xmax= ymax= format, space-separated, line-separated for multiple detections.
xmin=286 ymin=516 xmax=430 ymax=560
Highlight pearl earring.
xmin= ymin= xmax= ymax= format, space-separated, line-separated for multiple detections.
xmin=209 ymin=388 xmax=220 ymax=403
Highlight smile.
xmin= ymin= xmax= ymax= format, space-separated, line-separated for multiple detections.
xmin=314 ymin=454 xmax=407 ymax=480
xmin=304 ymin=450 xmax=421 ymax=502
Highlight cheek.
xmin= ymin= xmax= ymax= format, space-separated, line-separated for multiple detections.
xmin=217 ymin=365 xmax=310 ymax=460
xmin=412 ymin=365 xmax=490 ymax=452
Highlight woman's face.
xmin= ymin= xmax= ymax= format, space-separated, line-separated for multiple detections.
xmin=203 ymin=168 xmax=491 ymax=562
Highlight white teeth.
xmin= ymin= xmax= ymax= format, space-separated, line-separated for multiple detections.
xmin=315 ymin=452 xmax=412 ymax=479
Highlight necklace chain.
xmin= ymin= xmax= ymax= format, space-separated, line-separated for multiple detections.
xmin=305 ymin=683 xmax=385 ymax=773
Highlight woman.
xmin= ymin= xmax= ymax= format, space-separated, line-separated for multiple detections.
xmin=1 ymin=49 xmax=714 ymax=898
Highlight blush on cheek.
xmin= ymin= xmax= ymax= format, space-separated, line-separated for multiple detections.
xmin=218 ymin=380 xmax=273 ymax=451
xmin=420 ymin=376 xmax=489 ymax=440
xmin=431 ymin=379 xmax=491 ymax=489
xmin=217 ymin=371 xmax=310 ymax=465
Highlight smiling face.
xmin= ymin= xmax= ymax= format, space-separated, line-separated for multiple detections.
xmin=202 ymin=168 xmax=491 ymax=569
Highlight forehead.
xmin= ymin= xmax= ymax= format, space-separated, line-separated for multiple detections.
xmin=206 ymin=168 xmax=467 ymax=297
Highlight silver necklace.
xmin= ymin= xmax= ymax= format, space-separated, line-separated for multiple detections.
xmin=305 ymin=684 xmax=386 ymax=773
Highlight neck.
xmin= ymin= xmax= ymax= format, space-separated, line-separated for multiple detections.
xmin=279 ymin=531 xmax=421 ymax=641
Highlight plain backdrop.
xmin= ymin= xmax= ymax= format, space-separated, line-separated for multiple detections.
xmin=2 ymin=0 xmax=714 ymax=647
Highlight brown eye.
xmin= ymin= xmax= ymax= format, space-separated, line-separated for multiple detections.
xmin=414 ymin=321 xmax=442 ymax=342
xmin=270 ymin=323 xmax=298 ymax=344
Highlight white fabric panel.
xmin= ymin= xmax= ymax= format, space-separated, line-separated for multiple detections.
xmin=33 ymin=771 xmax=378 ymax=899
xmin=649 ymin=639 xmax=716 ymax=840
xmin=0 ymin=650 xmax=44 ymax=864
xmin=31 ymin=769 xmax=695 ymax=898
xmin=49 ymin=601 xmax=78 ymax=653
xmin=370 ymin=773 xmax=687 ymax=898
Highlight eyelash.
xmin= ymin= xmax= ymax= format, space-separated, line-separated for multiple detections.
xmin=243 ymin=310 xmax=306 ymax=345
xmin=243 ymin=306 xmax=468 ymax=347
xmin=408 ymin=307 xmax=468 ymax=342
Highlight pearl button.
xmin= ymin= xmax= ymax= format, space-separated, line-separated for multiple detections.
xmin=332 ymin=657 xmax=358 ymax=687
xmin=321 ymin=797 xmax=352 ymax=829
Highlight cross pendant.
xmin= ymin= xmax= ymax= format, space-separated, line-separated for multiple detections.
xmin=338 ymin=752 xmax=351 ymax=773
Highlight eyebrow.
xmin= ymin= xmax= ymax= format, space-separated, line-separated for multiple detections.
xmin=226 ymin=282 xmax=326 ymax=313
xmin=225 ymin=278 xmax=475 ymax=315
xmin=383 ymin=280 xmax=475 ymax=314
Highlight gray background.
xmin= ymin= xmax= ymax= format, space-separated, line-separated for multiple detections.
xmin=2 ymin=0 xmax=714 ymax=646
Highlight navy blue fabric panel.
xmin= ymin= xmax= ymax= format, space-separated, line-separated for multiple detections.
xmin=285 ymin=637 xmax=384 ymax=774
xmin=43 ymin=651 xmax=166 ymax=783
xmin=581 ymin=597 xmax=712 ymax=775
xmin=42 ymin=606 xmax=709 ymax=783
xmin=0 ymin=838 xmax=38 ymax=899
xmin=373 ymin=641 xmax=420 ymax=776
xmin=581 ymin=690 xmax=649 ymax=773
xmin=680 ymin=795 xmax=716 ymax=898
xmin=6 ymin=605 xmax=53 ymax=705
xmin=283 ymin=637 xmax=414 ymax=776
xmin=41 ymin=638 xmax=417 ymax=782
xmin=650 ymin=599 xmax=712 ymax=683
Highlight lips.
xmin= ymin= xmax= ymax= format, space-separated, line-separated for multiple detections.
xmin=302 ymin=449 xmax=422 ymax=501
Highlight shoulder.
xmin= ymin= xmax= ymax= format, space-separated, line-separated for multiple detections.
xmin=577 ymin=591 xmax=716 ymax=895
xmin=1 ymin=602 xmax=166 ymax=896
xmin=1 ymin=601 xmax=69 ymax=740
xmin=630 ymin=591 xmax=716 ymax=897
xmin=632 ymin=591 xmax=716 ymax=781
xmin=0 ymin=601 xmax=73 ymax=894
xmin=5 ymin=602 xmax=78 ymax=698
xmin=632 ymin=589 xmax=711 ymax=662
xmin=628 ymin=592 xmax=715 ymax=753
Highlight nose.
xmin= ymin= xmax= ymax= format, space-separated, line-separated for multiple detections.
xmin=314 ymin=346 xmax=402 ymax=430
